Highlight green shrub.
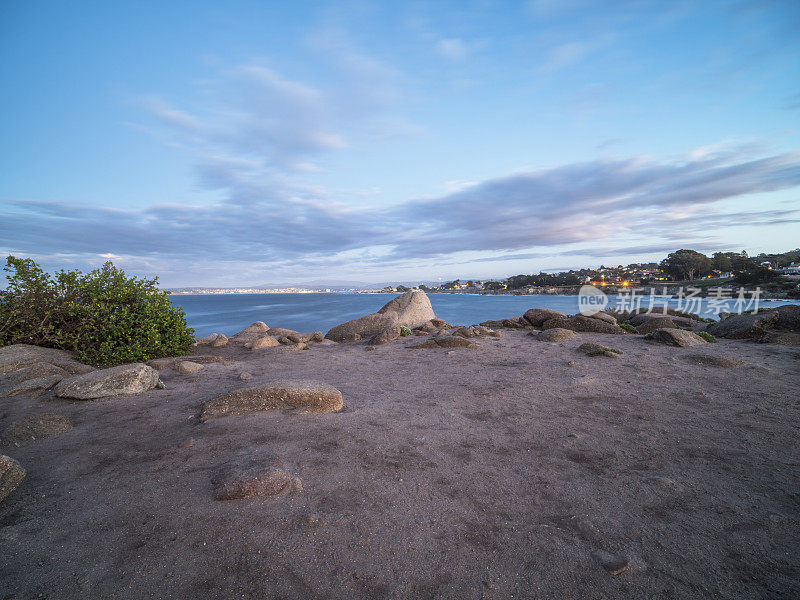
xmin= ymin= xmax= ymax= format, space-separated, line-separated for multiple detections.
xmin=0 ymin=256 xmax=195 ymax=366
xmin=399 ymin=326 xmax=412 ymax=337
xmin=696 ymin=331 xmax=717 ymax=343
xmin=643 ymin=333 xmax=654 ymax=340
xmin=619 ymin=323 xmax=636 ymax=333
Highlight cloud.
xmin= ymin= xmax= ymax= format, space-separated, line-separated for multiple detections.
xmin=3 ymin=145 xmax=800 ymax=284
xmin=435 ymin=38 xmax=468 ymax=60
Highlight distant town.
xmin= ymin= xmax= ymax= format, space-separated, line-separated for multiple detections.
xmin=169 ymin=248 xmax=800 ymax=298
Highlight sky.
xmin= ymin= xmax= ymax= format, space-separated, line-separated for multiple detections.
xmin=1 ymin=0 xmax=799 ymax=287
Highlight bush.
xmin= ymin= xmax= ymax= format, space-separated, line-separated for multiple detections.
xmin=619 ymin=323 xmax=636 ymax=333
xmin=0 ymin=256 xmax=195 ymax=366
xmin=399 ymin=326 xmax=412 ymax=337
xmin=696 ymin=331 xmax=717 ymax=343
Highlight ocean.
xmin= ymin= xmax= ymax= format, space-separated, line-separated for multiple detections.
xmin=168 ymin=292 xmax=798 ymax=337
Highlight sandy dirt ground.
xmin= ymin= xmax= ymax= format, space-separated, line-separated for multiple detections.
xmin=1 ymin=331 xmax=799 ymax=599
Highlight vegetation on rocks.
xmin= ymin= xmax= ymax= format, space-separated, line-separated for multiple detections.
xmin=0 ymin=256 xmax=195 ymax=366
xmin=619 ymin=323 xmax=637 ymax=333
xmin=696 ymin=331 xmax=717 ymax=343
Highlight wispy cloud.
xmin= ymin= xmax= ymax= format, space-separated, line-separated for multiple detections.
xmin=3 ymin=145 xmax=800 ymax=284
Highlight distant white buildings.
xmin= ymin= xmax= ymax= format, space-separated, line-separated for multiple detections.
xmin=778 ymin=262 xmax=800 ymax=275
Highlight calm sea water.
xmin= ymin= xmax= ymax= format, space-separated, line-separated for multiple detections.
xmin=169 ymin=292 xmax=799 ymax=337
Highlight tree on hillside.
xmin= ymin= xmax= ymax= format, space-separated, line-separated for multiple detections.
xmin=711 ymin=252 xmax=732 ymax=272
xmin=660 ymin=249 xmax=712 ymax=281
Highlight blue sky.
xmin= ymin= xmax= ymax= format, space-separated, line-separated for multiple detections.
xmin=1 ymin=0 xmax=799 ymax=286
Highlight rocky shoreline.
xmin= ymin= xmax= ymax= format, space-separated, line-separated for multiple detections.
xmin=1 ymin=290 xmax=799 ymax=598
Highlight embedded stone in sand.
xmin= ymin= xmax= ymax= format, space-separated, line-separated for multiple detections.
xmin=0 ymin=455 xmax=26 ymax=503
xmin=200 ymin=380 xmax=344 ymax=420
xmin=174 ymin=360 xmax=204 ymax=375
xmin=409 ymin=336 xmax=478 ymax=349
xmin=537 ymin=328 xmax=576 ymax=342
xmin=211 ymin=454 xmax=292 ymax=501
xmin=591 ymin=550 xmax=630 ymax=575
xmin=3 ymin=413 xmax=73 ymax=447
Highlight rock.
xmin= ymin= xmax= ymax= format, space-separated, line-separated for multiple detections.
xmin=523 ymin=308 xmax=567 ymax=326
xmin=591 ymin=550 xmax=630 ymax=575
xmin=229 ymin=322 xmax=270 ymax=345
xmin=758 ymin=331 xmax=800 ymax=345
xmin=200 ymin=380 xmax=344 ymax=420
xmin=54 ymin=363 xmax=159 ymax=400
xmin=576 ymin=342 xmax=622 ymax=357
xmin=266 ymin=328 xmax=300 ymax=337
xmin=325 ymin=290 xmax=435 ymax=342
xmin=174 ymin=361 xmax=204 ymax=375
xmin=317 ymin=339 xmax=338 ymax=346
xmin=146 ymin=357 xmax=177 ymax=370
xmin=212 ymin=454 xmax=292 ymax=501
xmin=542 ymin=315 xmax=624 ymax=334
xmin=705 ymin=310 xmax=779 ymax=339
xmin=287 ymin=332 xmax=324 ymax=344
xmin=502 ymin=318 xmax=529 ymax=329
xmin=2 ymin=414 xmax=73 ymax=447
xmin=430 ymin=319 xmax=449 ymax=327
xmin=636 ymin=317 xmax=677 ymax=334
xmin=589 ymin=311 xmax=617 ymax=325
xmin=651 ymin=328 xmax=708 ymax=348
xmin=189 ymin=355 xmax=236 ymax=366
xmin=409 ymin=336 xmax=478 ymax=349
xmin=238 ymin=372 xmax=253 ymax=381
xmin=684 ymin=354 xmax=745 ymax=368
xmin=4 ymin=362 xmax=67 ymax=385
xmin=196 ymin=333 xmax=219 ymax=345
xmin=1 ymin=455 xmax=26 ymax=503
xmin=251 ymin=336 xmax=280 ymax=349
xmin=417 ymin=321 xmax=439 ymax=333
xmin=479 ymin=320 xmax=505 ymax=328
xmin=282 ymin=342 xmax=309 ymax=351
xmin=452 ymin=326 xmax=476 ymax=338
xmin=338 ymin=333 xmax=362 ymax=342
xmin=1 ymin=374 xmax=64 ymax=398
xmin=537 ymin=328 xmax=576 ymax=342
xmin=0 ymin=344 xmax=93 ymax=376
xmin=628 ymin=312 xmax=696 ymax=328
xmin=210 ymin=334 xmax=228 ymax=347
xmin=772 ymin=305 xmax=800 ymax=331
xmin=368 ymin=327 xmax=401 ymax=346
xmin=365 ymin=346 xmax=376 ymax=351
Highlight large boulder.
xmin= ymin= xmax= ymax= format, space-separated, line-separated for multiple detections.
xmin=0 ymin=455 xmax=25 ymax=503
xmin=628 ymin=312 xmax=696 ymax=328
xmin=706 ymin=311 xmax=779 ymax=339
xmin=542 ymin=315 xmax=624 ymax=334
xmin=636 ymin=317 xmax=677 ymax=334
xmin=326 ymin=290 xmax=435 ymax=342
xmin=201 ymin=380 xmax=343 ymax=420
xmin=758 ymin=331 xmax=800 ymax=346
xmin=4 ymin=362 xmax=68 ymax=385
xmin=229 ymin=322 xmax=270 ymax=345
xmin=523 ymin=308 xmax=567 ymax=327
xmin=0 ymin=344 xmax=93 ymax=376
xmin=368 ymin=327 xmax=401 ymax=346
xmin=651 ymin=328 xmax=708 ymax=347
xmin=54 ymin=363 xmax=159 ymax=400
xmin=0 ymin=374 xmax=64 ymax=398
xmin=772 ymin=305 xmax=800 ymax=331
